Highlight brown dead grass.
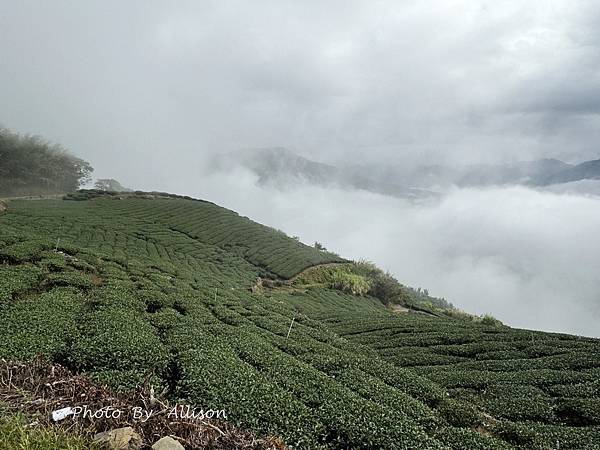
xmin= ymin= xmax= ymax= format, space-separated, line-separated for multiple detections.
xmin=0 ymin=358 xmax=287 ymax=450
xmin=89 ymin=274 xmax=104 ymax=286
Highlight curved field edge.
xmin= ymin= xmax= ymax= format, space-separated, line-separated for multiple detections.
xmin=62 ymin=190 xmax=346 ymax=279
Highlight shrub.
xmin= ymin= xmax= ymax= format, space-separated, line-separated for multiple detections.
xmin=45 ymin=272 xmax=94 ymax=290
xmin=556 ymin=398 xmax=600 ymax=425
xmin=436 ymin=398 xmax=484 ymax=427
xmin=434 ymin=426 xmax=513 ymax=450
xmin=0 ymin=264 xmax=44 ymax=302
xmin=329 ymin=270 xmax=371 ymax=296
xmin=0 ymin=239 xmax=54 ymax=263
xmin=353 ymin=260 xmax=412 ymax=305
xmin=481 ymin=314 xmax=503 ymax=327
xmin=68 ymin=307 xmax=168 ymax=375
xmin=0 ymin=287 xmax=82 ymax=360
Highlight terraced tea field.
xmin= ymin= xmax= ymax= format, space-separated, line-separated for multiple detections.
xmin=0 ymin=194 xmax=598 ymax=449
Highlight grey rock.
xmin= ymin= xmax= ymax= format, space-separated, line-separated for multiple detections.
xmin=152 ymin=436 xmax=185 ymax=450
xmin=93 ymin=427 xmax=142 ymax=449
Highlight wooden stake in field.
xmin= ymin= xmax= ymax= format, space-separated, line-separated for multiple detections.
xmin=54 ymin=224 xmax=62 ymax=252
xmin=286 ymin=317 xmax=295 ymax=339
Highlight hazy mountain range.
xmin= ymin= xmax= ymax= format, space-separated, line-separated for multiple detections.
xmin=212 ymin=148 xmax=438 ymax=200
xmin=212 ymin=148 xmax=600 ymax=199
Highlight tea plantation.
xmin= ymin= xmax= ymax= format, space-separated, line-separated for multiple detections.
xmin=0 ymin=194 xmax=598 ymax=449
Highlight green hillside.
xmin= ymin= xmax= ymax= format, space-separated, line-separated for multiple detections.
xmin=0 ymin=193 xmax=599 ymax=449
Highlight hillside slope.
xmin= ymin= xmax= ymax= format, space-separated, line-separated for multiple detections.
xmin=0 ymin=194 xmax=599 ymax=449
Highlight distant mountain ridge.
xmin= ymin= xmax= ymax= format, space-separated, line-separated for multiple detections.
xmin=534 ymin=158 xmax=600 ymax=185
xmin=213 ymin=147 xmax=437 ymax=200
xmin=212 ymin=148 xmax=600 ymax=196
xmin=457 ymin=159 xmax=573 ymax=187
xmin=366 ymin=157 xmax=600 ymax=188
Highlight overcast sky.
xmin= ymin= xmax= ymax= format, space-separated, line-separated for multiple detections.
xmin=2 ymin=0 xmax=600 ymax=184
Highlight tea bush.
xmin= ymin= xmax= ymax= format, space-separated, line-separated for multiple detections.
xmin=0 ymin=287 xmax=82 ymax=360
xmin=68 ymin=307 xmax=168 ymax=373
xmin=0 ymin=264 xmax=44 ymax=301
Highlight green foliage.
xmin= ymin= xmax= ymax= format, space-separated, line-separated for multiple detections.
xmin=0 ymin=412 xmax=94 ymax=449
xmin=61 ymin=192 xmax=345 ymax=278
xmin=0 ymin=264 xmax=44 ymax=301
xmin=436 ymin=398 xmax=484 ymax=427
xmin=296 ymin=261 xmax=450 ymax=312
xmin=68 ymin=307 xmax=168 ymax=374
xmin=501 ymin=422 xmax=600 ymax=450
xmin=556 ymin=398 xmax=600 ymax=425
xmin=45 ymin=271 xmax=94 ymax=290
xmin=0 ymin=239 xmax=55 ymax=263
xmin=0 ymin=195 xmax=599 ymax=449
xmin=434 ymin=427 xmax=513 ymax=450
xmin=330 ymin=259 xmax=454 ymax=311
xmin=0 ymin=287 xmax=82 ymax=361
xmin=329 ymin=270 xmax=371 ymax=295
xmin=469 ymin=387 xmax=556 ymax=422
xmin=351 ymin=259 xmax=412 ymax=305
xmin=547 ymin=380 xmax=600 ymax=398
xmin=481 ymin=314 xmax=503 ymax=326
xmin=0 ymin=128 xmax=93 ymax=196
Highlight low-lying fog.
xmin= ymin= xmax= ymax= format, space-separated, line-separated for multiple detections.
xmin=162 ymin=171 xmax=600 ymax=338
